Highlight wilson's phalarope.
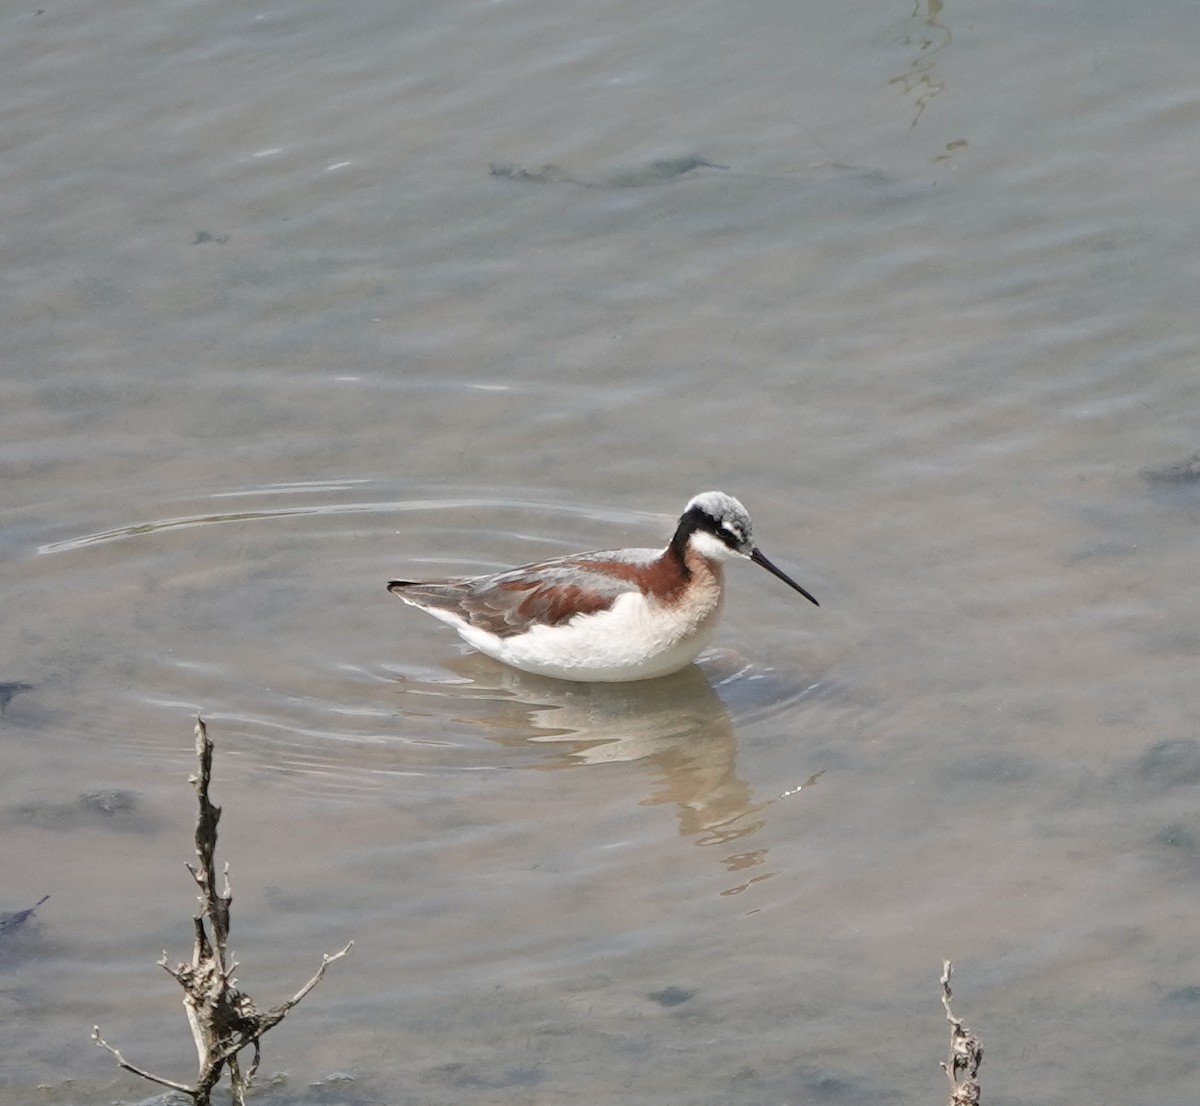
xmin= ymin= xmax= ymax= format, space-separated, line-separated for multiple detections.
xmin=388 ymin=491 xmax=819 ymax=682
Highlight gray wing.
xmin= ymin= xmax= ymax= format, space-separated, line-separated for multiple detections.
xmin=388 ymin=550 xmax=656 ymax=638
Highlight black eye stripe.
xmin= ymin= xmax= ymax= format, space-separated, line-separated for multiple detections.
xmin=679 ymin=506 xmax=749 ymax=547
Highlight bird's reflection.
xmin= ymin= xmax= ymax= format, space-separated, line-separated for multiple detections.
xmin=435 ymin=654 xmax=821 ymax=864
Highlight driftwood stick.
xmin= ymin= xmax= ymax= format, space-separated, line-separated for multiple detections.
xmin=92 ymin=716 xmax=351 ymax=1105
xmin=940 ymin=960 xmax=983 ymax=1105
xmin=188 ymin=717 xmax=231 ymax=963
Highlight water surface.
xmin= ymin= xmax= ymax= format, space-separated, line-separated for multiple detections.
xmin=3 ymin=1 xmax=1200 ymax=1104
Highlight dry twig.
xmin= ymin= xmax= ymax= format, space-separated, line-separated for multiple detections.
xmin=940 ymin=960 xmax=983 ymax=1106
xmin=93 ymin=717 xmax=351 ymax=1105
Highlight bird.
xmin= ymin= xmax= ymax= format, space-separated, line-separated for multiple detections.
xmin=387 ymin=491 xmax=819 ymax=683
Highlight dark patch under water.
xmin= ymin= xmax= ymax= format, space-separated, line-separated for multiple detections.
xmin=649 ymin=985 xmax=695 ymax=1007
xmin=1137 ymin=738 xmax=1200 ymax=787
xmin=0 ymin=894 xmax=49 ymax=939
xmin=0 ymin=681 xmax=32 ymax=712
xmin=1143 ymin=450 xmax=1200 ymax=485
xmin=1153 ymin=823 xmax=1196 ymax=849
xmin=489 ymin=155 xmax=728 ymax=188
xmin=6 ymin=789 xmax=152 ymax=833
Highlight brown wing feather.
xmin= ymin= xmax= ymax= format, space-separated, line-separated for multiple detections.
xmin=389 ymin=550 xmax=684 ymax=638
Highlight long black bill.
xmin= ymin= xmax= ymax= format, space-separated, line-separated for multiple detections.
xmin=750 ymin=547 xmax=819 ymax=606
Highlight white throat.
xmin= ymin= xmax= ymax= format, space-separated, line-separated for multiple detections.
xmin=688 ymin=529 xmax=741 ymax=562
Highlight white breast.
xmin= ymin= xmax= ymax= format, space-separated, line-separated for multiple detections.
xmin=458 ymin=581 xmax=725 ymax=682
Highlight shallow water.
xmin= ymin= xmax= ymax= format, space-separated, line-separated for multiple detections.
xmin=3 ymin=1 xmax=1200 ymax=1103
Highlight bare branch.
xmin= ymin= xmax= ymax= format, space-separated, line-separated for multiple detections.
xmin=212 ymin=942 xmax=355 ymax=1066
xmin=940 ymin=960 xmax=983 ymax=1106
xmin=190 ymin=717 xmax=232 ymax=960
xmin=91 ymin=1027 xmax=195 ymax=1098
xmin=281 ymin=942 xmax=355 ymax=1011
